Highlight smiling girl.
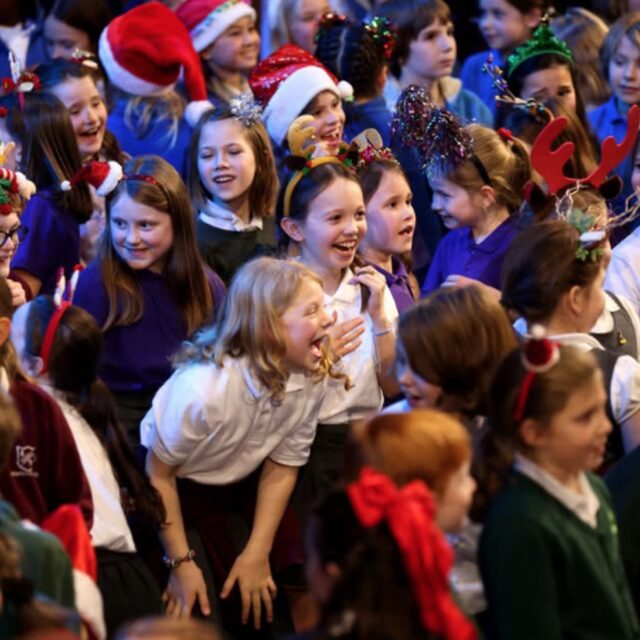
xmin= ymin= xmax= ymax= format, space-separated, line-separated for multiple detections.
xmin=188 ymin=104 xmax=278 ymax=284
xmin=73 ymin=156 xmax=225 ymax=444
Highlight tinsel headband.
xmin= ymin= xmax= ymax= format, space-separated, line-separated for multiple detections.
xmin=391 ymin=85 xmax=491 ymax=185
xmin=282 ymin=115 xmax=355 ymax=217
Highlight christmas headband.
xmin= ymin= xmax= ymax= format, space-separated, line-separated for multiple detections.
xmin=316 ymin=13 xmax=396 ymax=60
xmin=228 ymin=92 xmax=263 ymax=127
xmin=0 ymin=167 xmax=36 ymax=215
xmin=40 ymin=266 xmax=83 ymax=375
xmin=1 ymin=52 xmax=40 ymax=110
xmin=347 ymin=467 xmax=477 ymax=640
xmin=513 ymin=326 xmax=560 ymax=423
xmin=351 ymin=128 xmax=397 ymax=170
xmin=69 ymin=49 xmax=99 ymax=70
xmin=391 ymin=85 xmax=491 ymax=184
xmin=506 ymin=16 xmax=573 ymax=79
xmin=282 ymin=115 xmax=355 ymax=217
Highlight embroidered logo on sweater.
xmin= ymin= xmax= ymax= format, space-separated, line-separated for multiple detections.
xmin=12 ymin=445 xmax=38 ymax=477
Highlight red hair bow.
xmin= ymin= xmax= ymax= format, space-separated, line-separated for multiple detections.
xmin=347 ymin=467 xmax=477 ymax=640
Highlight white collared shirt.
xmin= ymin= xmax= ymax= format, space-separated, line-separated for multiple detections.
xmin=199 ymin=199 xmax=263 ymax=233
xmin=514 ymin=454 xmax=601 ymax=528
xmin=606 ymin=226 xmax=640 ymax=318
xmin=591 ymin=291 xmax=640 ymax=359
xmin=319 ymin=268 xmax=398 ymax=424
xmin=140 ymin=355 xmax=326 ymax=484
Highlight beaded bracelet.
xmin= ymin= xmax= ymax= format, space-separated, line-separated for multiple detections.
xmin=163 ymin=549 xmax=196 ymax=570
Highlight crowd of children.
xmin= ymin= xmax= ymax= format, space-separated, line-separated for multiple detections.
xmin=2 ymin=0 xmax=640 ymax=639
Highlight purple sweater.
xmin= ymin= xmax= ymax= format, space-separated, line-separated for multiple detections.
xmin=74 ymin=261 xmax=226 ymax=393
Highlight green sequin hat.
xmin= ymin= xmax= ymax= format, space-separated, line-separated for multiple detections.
xmin=506 ymin=17 xmax=574 ymax=79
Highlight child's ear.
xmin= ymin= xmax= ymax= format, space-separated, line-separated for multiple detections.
xmin=566 ymin=284 xmax=585 ymax=318
xmin=478 ymin=184 xmax=497 ymax=208
xmin=280 ymin=217 xmax=304 ymax=243
xmin=520 ymin=416 xmax=547 ymax=448
xmin=375 ymin=67 xmax=388 ymax=94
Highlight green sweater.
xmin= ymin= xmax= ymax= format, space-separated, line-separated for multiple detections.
xmin=479 ymin=471 xmax=639 ymax=640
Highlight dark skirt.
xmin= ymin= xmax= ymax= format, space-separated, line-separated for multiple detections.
xmin=111 ymin=390 xmax=156 ymax=451
xmin=95 ymin=547 xmax=162 ymax=637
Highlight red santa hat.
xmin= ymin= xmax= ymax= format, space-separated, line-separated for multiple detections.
xmin=61 ymin=160 xmax=123 ymax=197
xmin=98 ymin=1 xmax=212 ymax=126
xmin=176 ymin=0 xmax=257 ymax=53
xmin=248 ymin=44 xmax=353 ymax=146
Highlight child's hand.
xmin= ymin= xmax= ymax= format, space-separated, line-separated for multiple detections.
xmin=6 ymin=279 xmax=26 ymax=308
xmin=221 ymin=549 xmax=276 ymax=629
xmin=441 ymin=275 xmax=501 ymax=301
xmin=328 ymin=314 xmax=365 ymax=360
xmin=350 ymin=266 xmax=389 ymax=328
xmin=164 ymin=561 xmax=211 ymax=618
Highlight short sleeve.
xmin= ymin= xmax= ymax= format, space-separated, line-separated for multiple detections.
xmin=73 ymin=263 xmax=110 ymax=328
xmin=610 ymin=355 xmax=640 ymax=424
xmin=605 ymin=254 xmax=640 ymax=316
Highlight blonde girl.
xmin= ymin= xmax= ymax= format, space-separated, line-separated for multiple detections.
xmin=188 ymin=105 xmax=278 ymax=284
xmin=142 ymin=257 xmax=334 ymax=636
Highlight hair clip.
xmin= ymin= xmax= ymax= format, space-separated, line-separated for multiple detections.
xmin=229 ymin=92 xmax=263 ymax=127
xmin=351 ymin=128 xmax=397 ymax=169
xmin=69 ymin=49 xmax=99 ymax=70
xmin=364 ymin=16 xmax=397 ymax=60
xmin=0 ymin=166 xmax=36 ymax=214
xmin=315 ymin=11 xmax=349 ymax=42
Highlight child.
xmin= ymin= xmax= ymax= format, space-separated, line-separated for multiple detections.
xmin=378 ymin=0 xmax=492 ymax=126
xmin=188 ymin=103 xmax=278 ymax=285
xmin=589 ymin=13 xmax=640 ymax=212
xmin=461 ymin=0 xmax=547 ymax=118
xmin=43 ymin=0 xmax=112 ymax=59
xmin=501 ymin=220 xmax=640 ymax=464
xmin=116 ymin=617 xmax=224 ymax=640
xmin=279 ymin=119 xmax=398 ymax=510
xmin=0 ymin=3 xmax=47 ymax=78
xmin=10 ymin=92 xmax=93 ymax=298
xmin=73 ymin=156 xmax=225 ymax=445
xmin=249 ymin=44 xmax=353 ymax=166
xmin=141 ymin=257 xmax=334 ymax=636
xmin=98 ymin=2 xmax=213 ymax=179
xmin=477 ymin=334 xmax=639 ymax=639
xmin=304 ymin=452 xmax=477 ymax=640
xmin=352 ymin=130 xmax=417 ymax=312
xmin=21 ymin=293 xmax=165 ymax=636
xmin=176 ymin=0 xmax=260 ymax=106
xmin=314 ymin=14 xmax=396 ymax=145
xmin=266 ymin=0 xmax=331 ymax=55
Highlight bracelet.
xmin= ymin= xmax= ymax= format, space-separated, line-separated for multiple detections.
xmin=373 ymin=325 xmax=392 ymax=337
xmin=163 ymin=549 xmax=196 ymax=570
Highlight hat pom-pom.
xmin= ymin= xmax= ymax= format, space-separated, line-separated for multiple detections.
xmin=523 ymin=324 xmax=560 ymax=373
xmin=337 ymin=80 xmax=353 ymax=100
xmin=96 ymin=161 xmax=123 ymax=197
xmin=185 ymin=100 xmax=214 ymax=128
xmin=60 ymin=180 xmax=72 ymax=192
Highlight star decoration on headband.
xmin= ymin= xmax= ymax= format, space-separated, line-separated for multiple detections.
xmin=229 ymin=92 xmax=263 ymax=127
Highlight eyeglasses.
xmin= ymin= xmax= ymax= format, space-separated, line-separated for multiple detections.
xmin=0 ymin=224 xmax=27 ymax=249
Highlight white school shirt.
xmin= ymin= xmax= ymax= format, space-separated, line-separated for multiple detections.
xmin=513 ymin=320 xmax=640 ymax=424
xmin=199 ymin=199 xmax=263 ymax=232
xmin=140 ymin=355 xmax=326 ymax=484
xmin=41 ymin=386 xmax=136 ymax=552
xmin=319 ymin=268 xmax=398 ymax=424
xmin=591 ymin=291 xmax=640 ymax=360
xmin=605 ymin=227 xmax=640 ymax=317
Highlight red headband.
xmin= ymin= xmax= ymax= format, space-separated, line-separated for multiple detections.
xmin=347 ymin=467 xmax=477 ymax=640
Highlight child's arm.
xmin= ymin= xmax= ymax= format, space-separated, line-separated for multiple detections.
xmin=146 ymin=450 xmax=211 ymax=618
xmin=220 ymin=459 xmax=298 ymax=630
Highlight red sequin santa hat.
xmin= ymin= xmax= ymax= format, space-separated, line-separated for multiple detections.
xmin=98 ymin=1 xmax=212 ymax=126
xmin=61 ymin=160 xmax=123 ymax=197
xmin=249 ymin=44 xmax=353 ymax=146
xmin=176 ymin=0 xmax=256 ymax=53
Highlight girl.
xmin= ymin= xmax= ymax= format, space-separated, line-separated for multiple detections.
xmin=266 ymin=0 xmax=331 ymax=55
xmin=98 ymin=2 xmax=213 ymax=180
xmin=141 ymin=257 xmax=334 ymax=636
xmin=43 ymin=0 xmax=112 ymax=60
xmin=248 ymin=44 xmax=353 ymax=168
xmin=314 ymin=14 xmax=396 ymax=145
xmin=10 ymin=92 xmax=93 ymax=298
xmin=352 ymin=131 xmax=417 ymax=312
xmin=304 ymin=445 xmax=477 ymax=640
xmin=378 ymin=0 xmax=492 ymax=125
xmin=73 ymin=156 xmax=225 ymax=445
xmin=421 ymin=123 xmax=531 ymax=295
xmin=461 ymin=0 xmax=548 ymax=118
xmin=21 ymin=294 xmax=165 ymax=636
xmin=279 ymin=121 xmax=398 ymax=511
xmin=176 ymin=0 xmax=260 ymax=106
xmin=588 ymin=13 xmax=640 ymax=211
xmin=188 ymin=105 xmax=278 ymax=285
xmin=501 ymin=220 xmax=640 ymax=465
xmin=476 ymin=335 xmax=639 ymax=639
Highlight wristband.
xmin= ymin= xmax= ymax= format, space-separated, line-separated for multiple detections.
xmin=163 ymin=549 xmax=196 ymax=570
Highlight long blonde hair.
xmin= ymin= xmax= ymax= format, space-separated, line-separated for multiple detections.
xmin=175 ymin=257 xmax=343 ymax=403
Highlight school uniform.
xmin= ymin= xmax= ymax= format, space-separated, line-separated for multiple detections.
xmin=0 ymin=19 xmax=47 ymax=77
xmin=369 ymin=257 xmax=415 ymax=314
xmin=12 ymin=193 xmax=80 ymax=296
xmin=591 ymin=291 xmax=640 ymax=359
xmin=107 ymin=98 xmax=193 ymax=181
xmin=74 ymin=260 xmax=226 ymax=444
xmin=606 ymin=228 xmax=640 ymax=317
xmin=480 ymin=457 xmax=639 ymax=640
xmin=196 ymin=200 xmax=277 ymax=285
xmin=140 ymin=355 xmax=326 ymax=637
xmin=422 ymin=215 xmax=518 ymax=295
xmin=343 ymin=96 xmax=393 ymax=146
xmin=459 ymin=49 xmax=502 ymax=120
xmin=43 ymin=388 xmax=162 ymax=635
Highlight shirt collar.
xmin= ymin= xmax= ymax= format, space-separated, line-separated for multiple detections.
xmin=513 ymin=323 xmax=604 ymax=351
xmin=200 ymin=199 xmax=263 ymax=232
xmin=325 ymin=268 xmax=359 ymax=305
xmin=241 ymin=361 xmax=306 ymax=400
xmin=370 ymin=257 xmax=409 ymax=287
xmin=463 ymin=216 xmax=514 ymax=253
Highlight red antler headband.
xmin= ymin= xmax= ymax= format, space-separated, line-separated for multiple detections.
xmin=531 ymin=104 xmax=640 ymax=195
xmin=40 ymin=266 xmax=83 ymax=375
xmin=513 ymin=325 xmax=560 ymax=422
xmin=347 ymin=467 xmax=477 ymax=640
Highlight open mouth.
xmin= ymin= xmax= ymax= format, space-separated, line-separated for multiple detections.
xmin=399 ymin=224 xmax=414 ymax=237
xmin=332 ymin=240 xmax=357 ymax=255
xmin=79 ymin=124 xmax=102 ymax=139
xmin=213 ymin=175 xmax=235 ymax=184
xmin=309 ymin=335 xmax=326 ymax=359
